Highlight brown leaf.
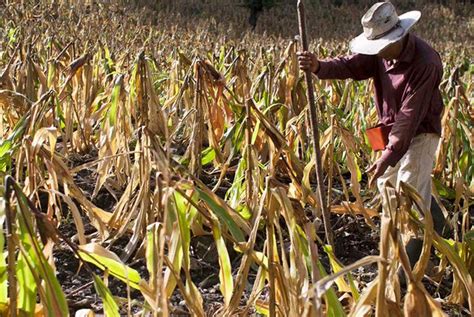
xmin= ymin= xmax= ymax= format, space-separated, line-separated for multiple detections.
xmin=331 ymin=203 xmax=379 ymax=218
xmin=403 ymin=283 xmax=430 ymax=316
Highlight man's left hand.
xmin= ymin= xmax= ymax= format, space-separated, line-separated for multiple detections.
xmin=367 ymin=158 xmax=389 ymax=187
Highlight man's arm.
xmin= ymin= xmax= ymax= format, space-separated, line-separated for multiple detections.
xmin=298 ymin=52 xmax=377 ymax=81
xmin=317 ymin=54 xmax=378 ymax=80
xmin=379 ymin=63 xmax=442 ymax=167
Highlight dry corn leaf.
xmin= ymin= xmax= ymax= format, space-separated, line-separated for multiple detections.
xmin=331 ymin=203 xmax=379 ymax=218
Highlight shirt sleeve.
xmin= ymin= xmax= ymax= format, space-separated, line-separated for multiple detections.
xmin=380 ymin=63 xmax=442 ymax=167
xmin=316 ymin=54 xmax=377 ymax=81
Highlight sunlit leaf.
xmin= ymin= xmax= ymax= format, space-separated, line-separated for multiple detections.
xmin=93 ymin=274 xmax=120 ymax=317
xmin=79 ymin=244 xmax=141 ymax=289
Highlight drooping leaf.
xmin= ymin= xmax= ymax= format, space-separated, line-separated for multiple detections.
xmin=93 ymin=274 xmax=120 ymax=317
xmin=196 ymin=188 xmax=246 ymax=242
xmin=78 ymin=243 xmax=141 ymax=289
xmin=212 ymin=222 xmax=234 ymax=306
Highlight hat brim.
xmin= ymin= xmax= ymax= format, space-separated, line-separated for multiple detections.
xmin=349 ymin=11 xmax=421 ymax=55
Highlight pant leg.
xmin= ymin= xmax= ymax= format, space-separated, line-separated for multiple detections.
xmin=397 ymin=133 xmax=440 ymax=211
xmin=431 ymin=196 xmax=450 ymax=238
xmin=403 ymin=197 xmax=450 ymax=268
xmin=377 ymin=160 xmax=401 ymax=214
xmin=396 ymin=133 xmax=440 ymax=267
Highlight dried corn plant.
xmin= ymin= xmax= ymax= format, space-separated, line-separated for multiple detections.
xmin=0 ymin=0 xmax=472 ymax=316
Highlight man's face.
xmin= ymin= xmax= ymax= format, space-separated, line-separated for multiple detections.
xmin=377 ymin=41 xmax=401 ymax=60
xmin=377 ymin=35 xmax=409 ymax=60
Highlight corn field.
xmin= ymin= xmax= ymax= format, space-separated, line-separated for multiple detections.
xmin=0 ymin=0 xmax=473 ymax=316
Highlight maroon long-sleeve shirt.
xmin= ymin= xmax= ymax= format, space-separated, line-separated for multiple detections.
xmin=316 ymin=33 xmax=443 ymax=167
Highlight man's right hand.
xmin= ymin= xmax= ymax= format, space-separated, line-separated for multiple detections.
xmin=297 ymin=51 xmax=319 ymax=74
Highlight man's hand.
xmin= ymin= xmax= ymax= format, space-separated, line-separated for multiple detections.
xmin=367 ymin=158 xmax=389 ymax=188
xmin=297 ymin=51 xmax=319 ymax=74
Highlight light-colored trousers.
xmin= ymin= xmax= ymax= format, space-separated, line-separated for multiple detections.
xmin=377 ymin=133 xmax=440 ymax=214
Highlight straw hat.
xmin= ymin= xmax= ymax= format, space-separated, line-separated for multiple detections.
xmin=350 ymin=2 xmax=421 ymax=55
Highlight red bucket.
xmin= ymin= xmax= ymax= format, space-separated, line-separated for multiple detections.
xmin=366 ymin=124 xmax=392 ymax=151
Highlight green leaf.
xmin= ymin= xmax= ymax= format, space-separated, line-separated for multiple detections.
xmin=433 ymin=237 xmax=474 ymax=309
xmin=458 ymin=151 xmax=470 ymax=175
xmin=212 ymin=222 xmax=234 ymax=305
xmin=104 ymin=46 xmax=115 ymax=74
xmin=13 ymin=183 xmax=69 ymax=316
xmin=47 ymin=60 xmax=56 ymax=86
xmin=78 ymin=244 xmax=141 ymax=289
xmin=239 ymin=205 xmax=252 ymax=221
xmin=16 ymin=254 xmax=36 ymax=315
xmin=317 ymin=261 xmax=347 ymax=317
xmin=174 ymin=191 xmax=192 ymax=269
xmin=0 ymin=140 xmax=12 ymax=173
xmin=201 ymin=147 xmax=216 ymax=166
xmin=38 ymin=253 xmax=70 ymax=317
xmin=7 ymin=27 xmax=18 ymax=45
xmin=107 ymin=76 xmax=123 ymax=126
xmin=197 ymin=188 xmax=246 ymax=242
xmin=225 ymin=155 xmax=246 ymax=209
xmin=465 ymin=229 xmax=474 ymax=244
xmin=0 ymin=199 xmax=7 ymax=305
xmin=433 ymin=178 xmax=456 ymax=200
xmin=323 ymin=245 xmax=359 ymax=301
xmin=0 ymin=141 xmax=12 ymax=158
xmin=93 ymin=274 xmax=120 ymax=317
xmin=145 ymin=223 xmax=161 ymax=285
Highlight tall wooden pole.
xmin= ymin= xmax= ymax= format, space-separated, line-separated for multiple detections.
xmin=297 ymin=0 xmax=334 ymax=249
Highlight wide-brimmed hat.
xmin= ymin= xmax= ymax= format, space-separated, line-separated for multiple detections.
xmin=349 ymin=2 xmax=421 ymax=55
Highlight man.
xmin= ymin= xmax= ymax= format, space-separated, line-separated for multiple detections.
xmin=298 ymin=2 xmax=448 ymax=269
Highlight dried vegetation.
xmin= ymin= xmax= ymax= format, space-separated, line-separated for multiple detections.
xmin=0 ymin=0 xmax=473 ymax=316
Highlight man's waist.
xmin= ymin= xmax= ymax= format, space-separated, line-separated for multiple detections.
xmin=378 ymin=118 xmax=442 ymax=136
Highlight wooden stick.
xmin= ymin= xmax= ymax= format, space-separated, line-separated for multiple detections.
xmin=245 ymin=98 xmax=254 ymax=214
xmin=297 ymin=0 xmax=334 ymax=249
xmin=267 ymin=186 xmax=277 ymax=317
